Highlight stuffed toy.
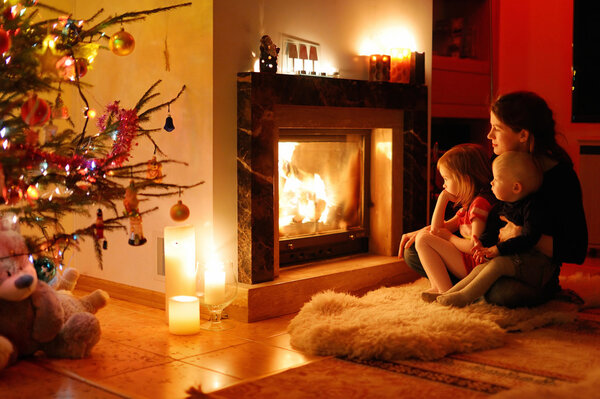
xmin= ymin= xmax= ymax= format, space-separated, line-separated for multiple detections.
xmin=0 ymin=213 xmax=109 ymax=371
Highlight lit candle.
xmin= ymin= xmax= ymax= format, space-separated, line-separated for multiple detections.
xmin=204 ymin=260 xmax=225 ymax=305
xmin=164 ymin=225 xmax=196 ymax=320
xmin=390 ymin=48 xmax=411 ymax=83
xmin=168 ymin=295 xmax=200 ymax=335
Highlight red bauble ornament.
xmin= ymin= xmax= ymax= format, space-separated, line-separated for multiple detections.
xmin=0 ymin=27 xmax=11 ymax=54
xmin=56 ymin=56 xmax=88 ymax=80
xmin=21 ymin=95 xmax=51 ymax=126
xmin=170 ymin=200 xmax=190 ymax=221
xmin=109 ymin=29 xmax=135 ymax=56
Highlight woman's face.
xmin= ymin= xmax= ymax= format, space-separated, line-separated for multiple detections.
xmin=488 ymin=112 xmax=528 ymax=155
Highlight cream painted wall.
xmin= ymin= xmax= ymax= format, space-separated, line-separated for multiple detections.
xmin=48 ymin=1 xmax=431 ymax=292
xmin=54 ymin=1 xmax=213 ymax=291
xmin=213 ymin=0 xmax=433 ymax=274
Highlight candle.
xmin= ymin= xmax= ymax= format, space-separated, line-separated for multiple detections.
xmin=390 ymin=48 xmax=411 ymax=83
xmin=204 ymin=261 xmax=226 ymax=305
xmin=164 ymin=225 xmax=196 ymax=320
xmin=168 ymin=295 xmax=200 ymax=335
xmin=369 ymin=54 xmax=391 ymax=81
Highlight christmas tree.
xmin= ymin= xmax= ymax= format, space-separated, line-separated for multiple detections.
xmin=0 ymin=1 xmax=200 ymax=270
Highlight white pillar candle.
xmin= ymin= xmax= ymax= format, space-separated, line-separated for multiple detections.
xmin=164 ymin=225 xmax=196 ymax=320
xmin=168 ymin=295 xmax=200 ymax=335
xmin=204 ymin=266 xmax=226 ymax=305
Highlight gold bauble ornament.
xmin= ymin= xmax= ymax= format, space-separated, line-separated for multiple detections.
xmin=109 ymin=29 xmax=135 ymax=56
xmin=170 ymin=200 xmax=190 ymax=222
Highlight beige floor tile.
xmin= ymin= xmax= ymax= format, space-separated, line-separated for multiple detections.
xmin=0 ymin=360 xmax=123 ymax=399
xmin=221 ymin=313 xmax=296 ymax=341
xmin=39 ymin=337 xmax=173 ymax=380
xmin=102 ymin=360 xmax=241 ymax=398
xmin=182 ymin=340 xmax=321 ymax=380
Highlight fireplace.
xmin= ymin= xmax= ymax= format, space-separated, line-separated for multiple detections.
xmin=278 ymin=129 xmax=369 ymax=265
xmin=237 ymin=72 xmax=428 ymax=284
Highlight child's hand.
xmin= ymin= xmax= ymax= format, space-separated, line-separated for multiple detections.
xmin=473 ymin=245 xmax=499 ymax=264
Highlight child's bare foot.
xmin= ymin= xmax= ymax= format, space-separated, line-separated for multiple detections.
xmin=436 ymin=292 xmax=472 ymax=307
xmin=421 ymin=290 xmax=442 ymax=303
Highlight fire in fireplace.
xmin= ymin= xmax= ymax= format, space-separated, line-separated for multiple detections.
xmin=278 ymin=129 xmax=370 ymax=265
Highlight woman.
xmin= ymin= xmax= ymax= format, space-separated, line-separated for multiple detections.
xmin=399 ymin=91 xmax=588 ymax=307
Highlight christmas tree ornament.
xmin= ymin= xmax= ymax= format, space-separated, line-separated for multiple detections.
xmin=0 ymin=27 xmax=11 ymax=54
xmin=146 ymin=156 xmax=163 ymax=182
xmin=61 ymin=18 xmax=82 ymax=46
xmin=56 ymin=56 xmax=88 ymax=80
xmin=21 ymin=94 xmax=51 ymax=126
xmin=33 ymin=256 xmax=56 ymax=283
xmin=109 ymin=28 xmax=135 ymax=56
xmin=43 ymin=120 xmax=58 ymax=143
xmin=95 ymin=209 xmax=108 ymax=250
xmin=123 ymin=180 xmax=147 ymax=246
xmin=170 ymin=199 xmax=190 ymax=222
xmin=3 ymin=3 xmax=22 ymax=21
xmin=75 ymin=179 xmax=92 ymax=191
xmin=25 ymin=128 xmax=39 ymax=146
xmin=163 ymin=104 xmax=175 ymax=132
xmin=36 ymin=46 xmax=61 ymax=77
xmin=4 ymin=184 xmax=23 ymax=205
xmin=25 ymin=184 xmax=39 ymax=201
xmin=52 ymin=93 xmax=69 ymax=119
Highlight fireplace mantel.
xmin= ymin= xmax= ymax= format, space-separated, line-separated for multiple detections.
xmin=237 ymin=72 xmax=428 ymax=284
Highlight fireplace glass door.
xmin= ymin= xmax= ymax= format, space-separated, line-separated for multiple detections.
xmin=278 ymin=129 xmax=369 ymax=265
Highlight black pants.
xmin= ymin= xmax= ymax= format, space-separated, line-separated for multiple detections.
xmin=402 ymin=245 xmax=560 ymax=308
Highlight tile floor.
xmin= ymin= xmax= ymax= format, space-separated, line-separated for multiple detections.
xmin=0 ymin=294 xmax=327 ymax=399
xmin=2 ymin=255 xmax=599 ymax=399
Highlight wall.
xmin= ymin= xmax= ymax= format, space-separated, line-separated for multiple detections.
xmin=54 ymin=0 xmax=431 ymax=292
xmin=64 ymin=0 xmax=213 ymax=291
xmin=213 ymin=0 xmax=433 ymax=277
xmin=496 ymin=0 xmax=598 ymax=170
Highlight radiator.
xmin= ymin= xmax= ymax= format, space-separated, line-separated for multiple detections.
xmin=580 ymin=141 xmax=600 ymax=249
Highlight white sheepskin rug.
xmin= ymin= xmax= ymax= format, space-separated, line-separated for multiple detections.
xmin=288 ymin=278 xmax=578 ymax=361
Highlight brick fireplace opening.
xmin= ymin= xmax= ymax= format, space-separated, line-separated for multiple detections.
xmin=234 ymin=72 xmax=427 ymax=321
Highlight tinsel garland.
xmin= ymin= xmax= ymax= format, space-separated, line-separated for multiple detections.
xmin=97 ymin=101 xmax=140 ymax=168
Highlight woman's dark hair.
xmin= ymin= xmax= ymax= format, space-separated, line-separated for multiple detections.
xmin=491 ymin=91 xmax=573 ymax=166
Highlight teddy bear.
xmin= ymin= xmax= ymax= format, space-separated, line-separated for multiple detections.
xmin=0 ymin=212 xmax=109 ymax=371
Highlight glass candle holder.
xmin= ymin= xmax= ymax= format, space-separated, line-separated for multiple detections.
xmin=196 ymin=260 xmax=238 ymax=331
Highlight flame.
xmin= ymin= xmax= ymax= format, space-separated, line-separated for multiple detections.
xmin=279 ymin=142 xmax=333 ymax=231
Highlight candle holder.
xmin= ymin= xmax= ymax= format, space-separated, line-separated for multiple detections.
xmin=196 ymin=260 xmax=238 ymax=331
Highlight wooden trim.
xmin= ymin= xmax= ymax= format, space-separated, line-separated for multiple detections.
xmin=77 ymin=274 xmax=165 ymax=310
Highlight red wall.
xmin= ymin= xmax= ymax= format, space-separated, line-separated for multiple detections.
xmin=497 ymin=0 xmax=600 ymax=171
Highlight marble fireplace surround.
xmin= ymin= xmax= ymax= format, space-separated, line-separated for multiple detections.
xmin=233 ymin=72 xmax=427 ymax=321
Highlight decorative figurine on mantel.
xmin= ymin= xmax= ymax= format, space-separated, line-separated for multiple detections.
xmin=259 ymin=35 xmax=279 ymax=73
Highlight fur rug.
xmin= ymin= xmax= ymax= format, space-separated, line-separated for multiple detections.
xmin=288 ymin=278 xmax=579 ymax=361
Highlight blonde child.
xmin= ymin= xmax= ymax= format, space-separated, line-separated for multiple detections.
xmin=436 ymin=151 xmax=544 ymax=307
xmin=416 ymin=143 xmax=495 ymax=299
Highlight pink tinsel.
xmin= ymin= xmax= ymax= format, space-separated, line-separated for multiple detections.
xmin=97 ymin=101 xmax=140 ymax=168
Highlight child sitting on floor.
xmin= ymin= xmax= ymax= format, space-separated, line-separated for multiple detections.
xmin=417 ymin=143 xmax=495 ymax=298
xmin=435 ymin=151 xmax=544 ymax=307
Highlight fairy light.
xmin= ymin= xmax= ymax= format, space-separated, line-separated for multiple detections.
xmin=0 ymin=127 xmax=6 ymax=138
xmin=2 ymin=140 xmax=8 ymax=149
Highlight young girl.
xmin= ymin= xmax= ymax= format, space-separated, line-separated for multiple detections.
xmin=416 ymin=143 xmax=495 ymax=298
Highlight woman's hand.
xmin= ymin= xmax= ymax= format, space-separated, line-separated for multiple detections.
xmin=498 ymin=216 xmax=522 ymax=242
